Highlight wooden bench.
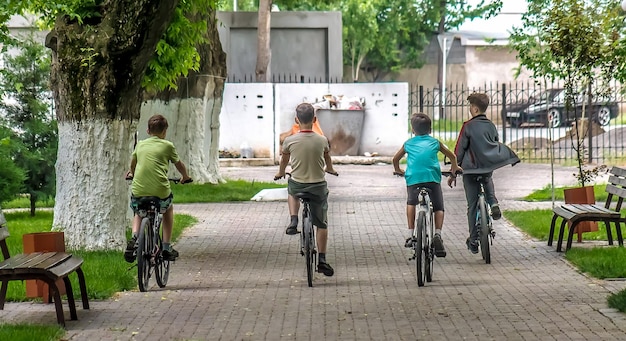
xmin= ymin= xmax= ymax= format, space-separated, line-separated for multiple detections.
xmin=0 ymin=221 xmax=89 ymax=327
xmin=548 ymin=166 xmax=626 ymax=252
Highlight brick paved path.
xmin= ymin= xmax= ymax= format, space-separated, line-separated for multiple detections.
xmin=3 ymin=163 xmax=626 ymax=340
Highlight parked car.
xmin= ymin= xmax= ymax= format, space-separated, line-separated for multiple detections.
xmin=504 ymin=88 xmax=619 ymax=128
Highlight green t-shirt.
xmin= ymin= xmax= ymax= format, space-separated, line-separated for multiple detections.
xmin=131 ymin=136 xmax=180 ymax=198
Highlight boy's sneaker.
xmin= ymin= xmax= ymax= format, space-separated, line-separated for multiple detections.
xmin=124 ymin=236 xmax=138 ymax=263
xmin=317 ymin=262 xmax=334 ymax=277
xmin=162 ymin=247 xmax=179 ymax=261
xmin=285 ymin=223 xmax=298 ymax=235
xmin=404 ymin=237 xmax=414 ymax=248
xmin=432 ymin=233 xmax=447 ymax=258
xmin=466 ymin=238 xmax=479 ymax=254
xmin=491 ymin=204 xmax=502 ymax=220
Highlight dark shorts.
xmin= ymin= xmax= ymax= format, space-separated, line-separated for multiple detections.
xmin=406 ymin=182 xmax=444 ymax=212
xmin=130 ymin=192 xmax=173 ymax=214
xmin=288 ymin=179 xmax=329 ymax=229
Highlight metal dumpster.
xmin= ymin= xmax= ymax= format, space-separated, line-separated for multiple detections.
xmin=316 ymin=109 xmax=365 ymax=156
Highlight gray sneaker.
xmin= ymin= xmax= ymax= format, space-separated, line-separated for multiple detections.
xmin=432 ymin=233 xmax=447 ymax=258
xmin=491 ymin=204 xmax=502 ymax=220
xmin=466 ymin=238 xmax=479 ymax=254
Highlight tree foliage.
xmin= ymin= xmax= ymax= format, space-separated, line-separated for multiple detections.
xmin=1 ymin=0 xmax=218 ymax=92
xmin=0 ymin=32 xmax=57 ymax=215
xmin=219 ymin=0 xmax=503 ymax=81
xmin=0 ymin=134 xmax=26 ymax=203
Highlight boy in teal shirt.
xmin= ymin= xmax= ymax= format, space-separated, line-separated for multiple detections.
xmin=392 ymin=113 xmax=461 ymax=257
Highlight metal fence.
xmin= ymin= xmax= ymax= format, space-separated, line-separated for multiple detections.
xmin=410 ymin=82 xmax=626 ymax=165
xmin=226 ymin=75 xmax=626 ymax=164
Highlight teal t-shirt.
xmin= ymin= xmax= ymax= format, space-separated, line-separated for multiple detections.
xmin=131 ymin=136 xmax=180 ymax=198
xmin=404 ymin=135 xmax=441 ymax=186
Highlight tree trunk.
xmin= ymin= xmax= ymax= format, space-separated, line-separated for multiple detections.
xmin=29 ymin=194 xmax=36 ymax=217
xmin=46 ymin=0 xmax=179 ymax=250
xmin=144 ymin=10 xmax=227 ymax=184
xmin=256 ymin=0 xmax=272 ymax=82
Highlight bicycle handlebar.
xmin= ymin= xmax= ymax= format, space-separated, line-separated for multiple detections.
xmin=441 ymin=170 xmax=463 ymax=177
xmin=126 ymin=175 xmax=193 ymax=184
xmin=274 ymin=170 xmax=338 ymax=181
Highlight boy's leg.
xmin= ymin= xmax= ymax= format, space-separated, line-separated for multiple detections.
xmin=124 ymin=214 xmax=142 ymax=263
xmin=433 ymin=211 xmax=447 ymax=257
xmin=405 ymin=204 xmax=416 ymax=247
xmin=316 ymin=227 xmax=334 ymax=276
xmin=162 ymin=205 xmax=179 ymax=260
xmin=483 ymin=174 xmax=501 ymax=220
xmin=463 ymin=175 xmax=481 ymax=254
xmin=286 ymin=195 xmax=300 ymax=235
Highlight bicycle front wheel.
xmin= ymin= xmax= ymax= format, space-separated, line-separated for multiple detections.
xmin=415 ymin=211 xmax=427 ymax=287
xmin=478 ymin=196 xmax=491 ymax=264
xmin=155 ymin=218 xmax=170 ymax=288
xmin=303 ymin=214 xmax=315 ymax=287
xmin=137 ymin=217 xmax=153 ymax=292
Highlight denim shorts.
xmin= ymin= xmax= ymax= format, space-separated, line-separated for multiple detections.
xmin=130 ymin=192 xmax=173 ymax=214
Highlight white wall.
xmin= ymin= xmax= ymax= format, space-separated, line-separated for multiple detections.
xmin=219 ymin=82 xmax=410 ymax=160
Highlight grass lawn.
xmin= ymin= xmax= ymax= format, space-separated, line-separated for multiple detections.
xmin=506 ymin=190 xmax=626 ymax=313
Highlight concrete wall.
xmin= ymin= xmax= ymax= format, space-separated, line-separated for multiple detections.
xmin=217 ymin=11 xmax=343 ymax=81
xmin=219 ymin=83 xmax=409 ymax=160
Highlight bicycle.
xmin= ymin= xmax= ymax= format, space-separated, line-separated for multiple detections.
xmin=275 ymin=171 xmax=337 ymax=287
xmin=127 ymin=177 xmax=192 ymax=292
xmin=395 ymin=172 xmax=449 ymax=287
xmin=455 ymin=172 xmax=496 ymax=264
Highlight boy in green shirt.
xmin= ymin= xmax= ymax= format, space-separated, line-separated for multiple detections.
xmin=125 ymin=114 xmax=192 ymax=262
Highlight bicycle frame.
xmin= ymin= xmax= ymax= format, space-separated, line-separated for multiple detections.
xmin=412 ymin=188 xmax=435 ymax=286
xmin=299 ymin=197 xmax=316 ymax=287
xmin=136 ymin=198 xmax=169 ymax=292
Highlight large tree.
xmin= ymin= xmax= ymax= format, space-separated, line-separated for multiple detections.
xmin=1 ymin=0 xmax=224 ymax=250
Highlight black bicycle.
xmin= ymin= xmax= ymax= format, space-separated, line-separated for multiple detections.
xmin=275 ymin=171 xmax=337 ymax=287
xmin=452 ymin=172 xmax=496 ymax=264
xmin=127 ymin=177 xmax=192 ymax=291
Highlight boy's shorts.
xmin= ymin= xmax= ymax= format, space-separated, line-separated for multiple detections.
xmin=130 ymin=192 xmax=173 ymax=214
xmin=288 ymin=179 xmax=329 ymax=229
xmin=406 ymin=182 xmax=444 ymax=212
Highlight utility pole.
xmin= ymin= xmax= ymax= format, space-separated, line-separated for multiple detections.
xmin=436 ymin=0 xmax=447 ymax=119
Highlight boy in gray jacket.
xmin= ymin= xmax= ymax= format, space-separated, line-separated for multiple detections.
xmin=450 ymin=92 xmax=520 ymax=254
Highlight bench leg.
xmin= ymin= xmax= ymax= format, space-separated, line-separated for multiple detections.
xmin=76 ymin=267 xmax=89 ymax=309
xmin=605 ymin=220 xmax=614 ymax=245
xmin=617 ymin=222 xmax=624 ymax=246
xmin=0 ymin=280 xmax=7 ymax=309
xmin=62 ymin=276 xmax=78 ymax=320
xmin=548 ymin=214 xmax=559 ymax=246
xmin=566 ymin=221 xmax=581 ymax=251
xmin=43 ymin=278 xmax=66 ymax=327
xmin=556 ymin=220 xmax=568 ymax=252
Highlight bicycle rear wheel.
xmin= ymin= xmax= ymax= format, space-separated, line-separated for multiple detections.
xmin=303 ymin=214 xmax=314 ymax=287
xmin=478 ymin=196 xmax=491 ymax=264
xmin=425 ymin=211 xmax=434 ymax=283
xmin=155 ymin=219 xmax=170 ymax=288
xmin=415 ymin=211 xmax=426 ymax=287
xmin=137 ymin=217 xmax=153 ymax=292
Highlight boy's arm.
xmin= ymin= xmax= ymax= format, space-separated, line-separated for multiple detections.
xmin=174 ymin=160 xmax=192 ymax=182
xmin=440 ymin=142 xmax=462 ymax=188
xmin=275 ymin=152 xmax=290 ymax=179
xmin=127 ymin=157 xmax=137 ymax=178
xmin=391 ymin=145 xmax=405 ymax=175
xmin=323 ymin=149 xmax=337 ymax=175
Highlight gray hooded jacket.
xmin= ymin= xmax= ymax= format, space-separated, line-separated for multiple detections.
xmin=454 ymin=114 xmax=520 ymax=174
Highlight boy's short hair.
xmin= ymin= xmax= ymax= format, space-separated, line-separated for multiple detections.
xmin=296 ymin=103 xmax=315 ymax=124
xmin=148 ymin=114 xmax=169 ymax=134
xmin=467 ymin=92 xmax=490 ymax=113
xmin=410 ymin=113 xmax=432 ymax=135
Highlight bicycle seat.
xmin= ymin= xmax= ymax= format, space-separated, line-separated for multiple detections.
xmin=294 ymin=192 xmax=318 ymax=202
xmin=418 ymin=187 xmax=433 ymax=195
xmin=136 ymin=196 xmax=161 ymax=209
